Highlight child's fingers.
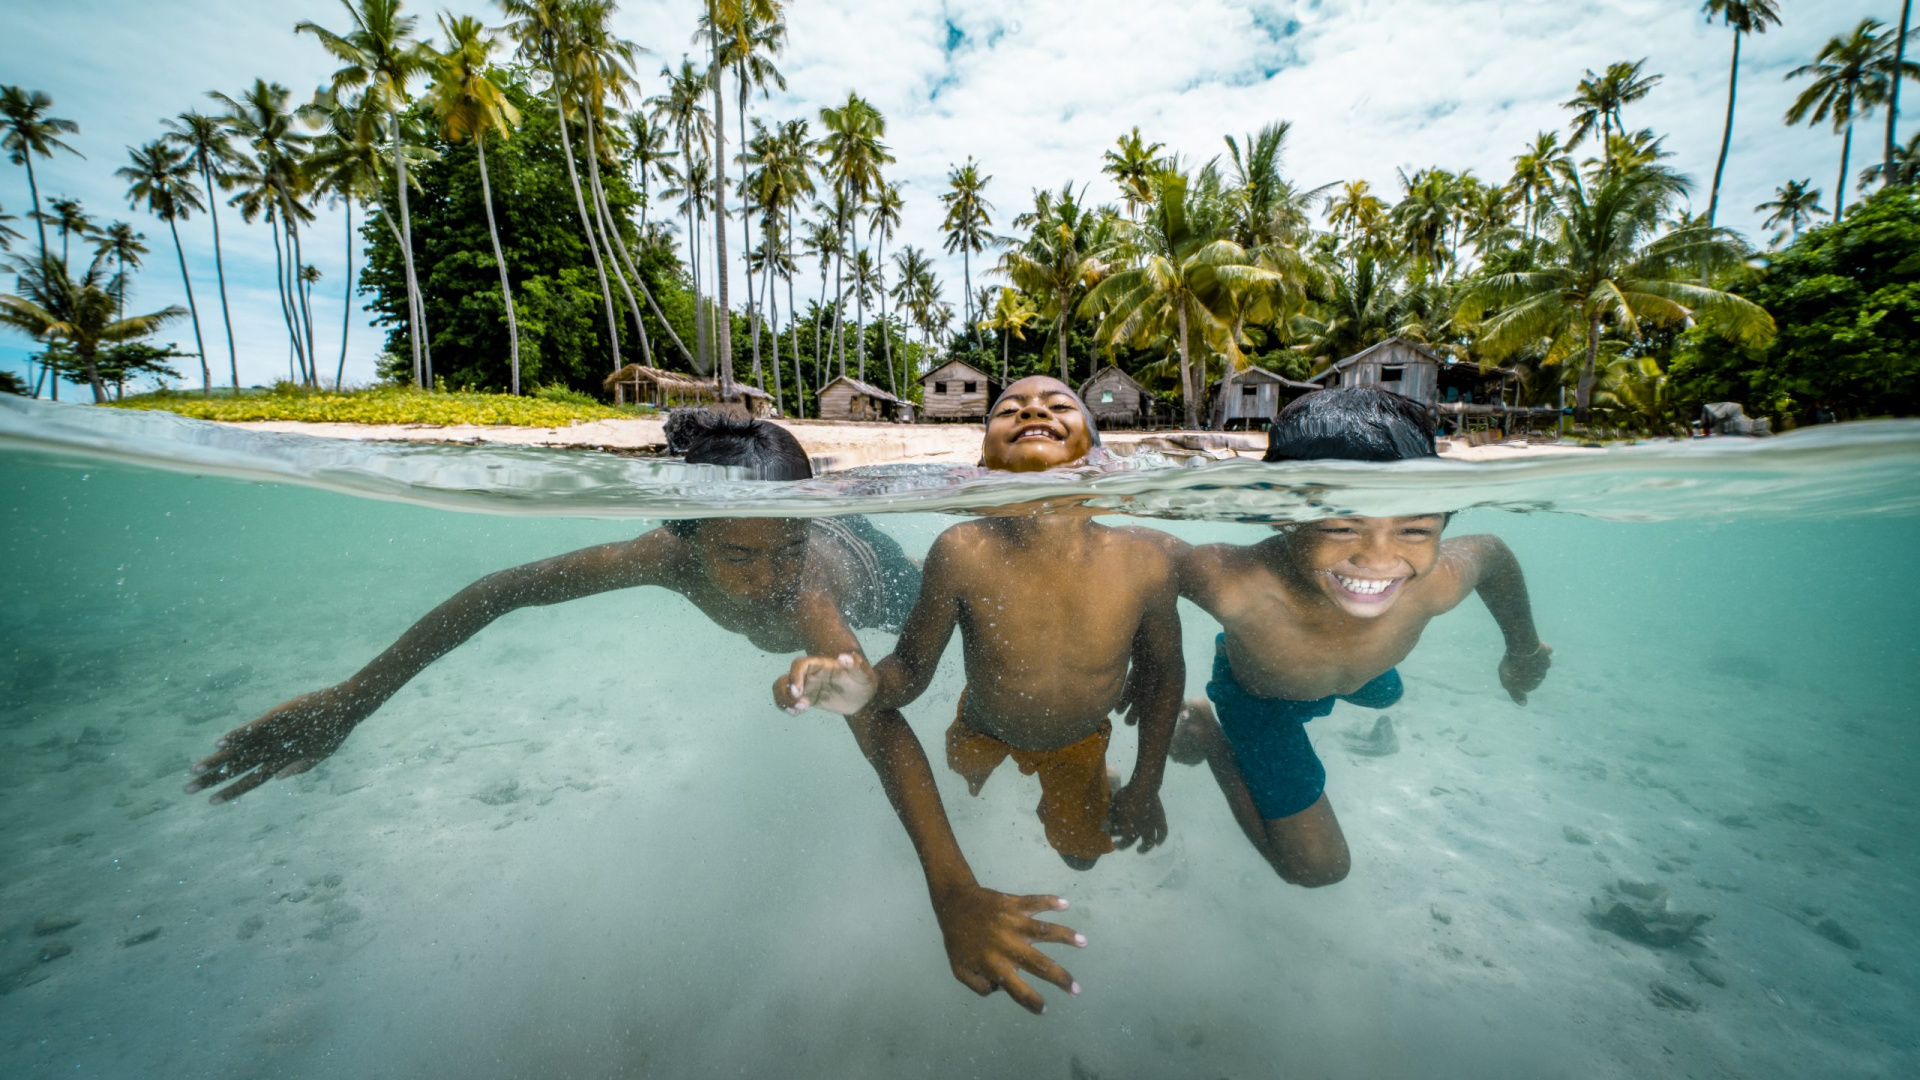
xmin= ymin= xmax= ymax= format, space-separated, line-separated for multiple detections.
xmin=1018 ymin=917 xmax=1086 ymax=949
xmin=952 ymin=966 xmax=994 ymax=996
xmin=995 ymin=968 xmax=1047 ymax=1015
xmin=1012 ymin=946 xmax=1077 ymax=997
xmin=1014 ymin=893 xmax=1068 ymax=915
xmin=208 ymin=767 xmax=276 ymax=805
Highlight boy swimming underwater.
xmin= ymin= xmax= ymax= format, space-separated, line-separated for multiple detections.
xmin=187 ymin=413 xmax=1091 ymax=1016
xmin=1166 ymin=387 xmax=1552 ymax=885
xmin=780 ymin=376 xmax=1185 ymax=879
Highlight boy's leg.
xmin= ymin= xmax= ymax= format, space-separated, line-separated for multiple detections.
xmin=1182 ymin=698 xmax=1350 ymax=887
xmin=1017 ymin=723 xmax=1116 ymax=870
xmin=945 ymin=711 xmax=1009 ymax=797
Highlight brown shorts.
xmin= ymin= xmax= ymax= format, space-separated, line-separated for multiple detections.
xmin=946 ymin=700 xmax=1114 ymax=862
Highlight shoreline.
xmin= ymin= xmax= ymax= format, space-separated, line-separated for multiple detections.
xmin=213 ymin=416 xmax=1603 ymax=468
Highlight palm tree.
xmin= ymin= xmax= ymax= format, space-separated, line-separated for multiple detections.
xmin=1861 ymin=132 xmax=1920 ymax=188
xmin=649 ymin=57 xmax=714 ymax=369
xmin=625 ymin=111 xmax=673 ymax=231
xmin=44 ymin=197 xmax=97 ymax=267
xmin=1391 ymin=167 xmax=1462 ymax=274
xmin=1101 ymin=127 xmax=1162 ymax=219
xmin=1509 ymin=132 xmax=1573 ymax=242
xmin=299 ymin=0 xmax=437 ymax=386
xmin=1289 ymin=252 xmax=1427 ymax=366
xmin=1701 ymin=2 xmax=1784 ymax=227
xmin=1890 ymin=1 xmax=1914 ymax=185
xmin=1325 ymin=179 xmax=1386 ymax=246
xmin=1461 ymin=166 xmax=1774 ymax=422
xmin=815 ymin=93 xmax=892 ymax=376
xmin=711 ymin=1 xmax=786 ymax=399
xmin=745 ymin=116 xmax=814 ymax=411
xmin=164 ymin=110 xmax=243 ymax=391
xmin=1786 ymin=20 xmax=1915 ymax=218
xmin=304 ymin=88 xmax=391 ymax=388
xmin=1085 ymin=169 xmax=1276 ymax=429
xmin=940 ymin=157 xmax=994 ymax=351
xmin=429 ymin=14 xmax=526 ymax=393
xmin=1754 ymin=180 xmax=1827 ymax=243
xmin=90 ymin=222 xmax=147 ymax=319
xmin=1001 ymin=183 xmax=1109 ymax=387
xmin=979 ymin=285 xmax=1038 ymax=383
xmin=118 ymin=141 xmax=213 ymax=395
xmin=0 ymin=202 xmax=27 ymax=252
xmin=1 ymin=254 xmax=184 ymax=402
xmin=867 ymin=180 xmax=902 ymax=393
xmin=802 ymin=214 xmax=840 ymax=390
xmin=849 ymin=247 xmax=878 ymax=383
xmin=0 ymin=86 xmax=81 ymax=264
xmin=216 ymin=80 xmax=319 ymax=386
xmin=1564 ymin=60 xmax=1664 ymax=169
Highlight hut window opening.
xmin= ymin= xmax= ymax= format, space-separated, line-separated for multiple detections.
xmin=1242 ymin=385 xmax=1258 ymax=397
xmin=1100 ymin=391 xmax=1114 ymax=403
xmin=964 ymin=381 xmax=977 ymax=393
xmin=935 ymin=381 xmax=948 ymax=394
xmin=1381 ymin=367 xmax=1404 ymax=383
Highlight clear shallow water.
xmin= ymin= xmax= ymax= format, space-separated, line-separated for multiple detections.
xmin=2 ymin=399 xmax=1917 ymax=1079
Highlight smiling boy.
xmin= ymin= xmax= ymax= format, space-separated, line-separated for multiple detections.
xmin=1166 ymin=387 xmax=1551 ymax=886
xmin=780 ymin=374 xmax=1184 ymax=885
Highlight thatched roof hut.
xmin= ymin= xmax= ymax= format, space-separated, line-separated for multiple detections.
xmin=603 ymin=365 xmax=775 ymax=416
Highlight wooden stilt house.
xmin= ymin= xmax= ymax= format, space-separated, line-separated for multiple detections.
xmin=918 ymin=359 xmax=995 ymax=421
xmin=1208 ymin=366 xmax=1319 ymax=430
xmin=603 ymin=364 xmax=776 ymax=417
xmin=1079 ymin=365 xmax=1155 ymax=429
xmin=816 ymin=375 xmax=916 ymax=422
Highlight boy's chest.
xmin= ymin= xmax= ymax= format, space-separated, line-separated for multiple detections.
xmin=1219 ymin=592 xmax=1427 ymax=697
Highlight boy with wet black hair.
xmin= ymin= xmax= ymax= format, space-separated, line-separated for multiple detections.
xmin=1165 ymin=386 xmax=1551 ymax=886
xmin=780 ymin=375 xmax=1184 ymax=897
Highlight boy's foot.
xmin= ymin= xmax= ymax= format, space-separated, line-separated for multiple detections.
xmin=1169 ymin=699 xmax=1217 ymax=766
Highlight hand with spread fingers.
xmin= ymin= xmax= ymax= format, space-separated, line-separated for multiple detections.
xmin=931 ymin=883 xmax=1084 ymax=1015
xmin=1106 ymin=783 xmax=1168 ymax=853
xmin=186 ymin=683 xmax=378 ymax=803
xmin=1499 ymin=641 xmax=1553 ymax=705
xmin=773 ymin=652 xmax=877 ymax=716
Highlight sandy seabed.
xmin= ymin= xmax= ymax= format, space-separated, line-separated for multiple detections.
xmin=0 ymin=454 xmax=1914 ymax=1080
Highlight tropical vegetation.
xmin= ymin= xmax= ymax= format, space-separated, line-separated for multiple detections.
xmin=3 ymin=0 xmax=1919 ymax=436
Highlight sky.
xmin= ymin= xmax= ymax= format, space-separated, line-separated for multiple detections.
xmin=0 ymin=0 xmax=1902 ymax=393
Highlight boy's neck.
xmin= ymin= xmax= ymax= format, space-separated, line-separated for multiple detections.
xmin=984 ymin=505 xmax=1098 ymax=547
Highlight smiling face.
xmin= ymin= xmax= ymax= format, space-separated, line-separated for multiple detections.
xmin=980 ymin=376 xmax=1095 ymax=472
xmin=691 ymin=517 xmax=812 ymax=605
xmin=1284 ymin=514 xmax=1447 ymax=618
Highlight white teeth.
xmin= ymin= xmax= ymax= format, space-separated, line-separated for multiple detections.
xmin=1335 ymin=574 xmax=1394 ymax=596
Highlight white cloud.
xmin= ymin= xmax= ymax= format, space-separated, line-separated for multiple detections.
xmin=1 ymin=0 xmax=1900 ymax=390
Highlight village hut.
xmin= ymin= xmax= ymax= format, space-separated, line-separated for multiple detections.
xmin=1307 ymin=338 xmax=1557 ymax=437
xmin=816 ymin=375 xmax=916 ymax=422
xmin=1207 ymin=365 xmax=1319 ymax=430
xmin=1078 ymin=365 xmax=1155 ymax=429
xmin=918 ymin=359 xmax=996 ymax=422
xmin=602 ymin=364 xmax=776 ymax=417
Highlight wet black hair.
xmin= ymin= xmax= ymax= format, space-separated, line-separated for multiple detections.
xmin=665 ymin=408 xmax=814 ymax=479
xmin=1264 ymin=386 xmax=1437 ymax=463
xmin=663 ymin=409 xmax=813 ymax=538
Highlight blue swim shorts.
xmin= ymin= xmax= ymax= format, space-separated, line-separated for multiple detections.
xmin=1204 ymin=634 xmax=1403 ymax=820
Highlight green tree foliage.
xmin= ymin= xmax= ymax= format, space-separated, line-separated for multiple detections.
xmin=1671 ymin=186 xmax=1920 ymax=421
xmin=358 ymin=79 xmax=694 ymax=394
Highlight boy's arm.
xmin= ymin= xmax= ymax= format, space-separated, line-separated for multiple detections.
xmin=785 ymin=582 xmax=1085 ymax=1014
xmin=189 ymin=532 xmax=679 ymax=802
xmin=777 ymin=532 xmax=963 ymax=715
xmin=1107 ymin=570 xmax=1185 ymax=853
xmin=1444 ymin=534 xmax=1551 ymax=705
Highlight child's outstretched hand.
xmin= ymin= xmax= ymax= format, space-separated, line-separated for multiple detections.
xmin=773 ymin=653 xmax=876 ymax=715
xmin=186 ymin=683 xmax=376 ymax=803
xmin=932 ymin=882 xmax=1084 ymax=1015
xmin=1499 ymin=642 xmax=1553 ymax=705
xmin=1107 ymin=783 xmax=1168 ymax=852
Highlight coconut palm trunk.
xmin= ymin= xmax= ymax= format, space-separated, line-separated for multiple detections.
xmin=287 ymin=211 xmax=319 ymax=386
xmin=193 ymin=156 xmax=241 ymax=391
xmin=739 ymin=84 xmax=762 ymax=393
xmin=547 ymin=69 xmax=622 ymax=371
xmin=1707 ymin=31 xmax=1742 ymax=226
xmin=335 ymin=199 xmax=354 ymax=390
xmin=1056 ymin=304 xmax=1070 ymax=385
xmin=1177 ymin=306 xmax=1197 ymax=430
xmin=389 ymin=117 xmax=426 ymax=386
xmin=876 ymin=243 xmax=895 ymax=397
xmin=474 ymin=135 xmax=521 ymax=394
xmin=1891 ymin=0 xmax=1914 ymax=182
xmin=788 ymin=207 xmax=804 ymax=416
xmin=765 ymin=251 xmax=783 ymax=411
xmin=708 ymin=11 xmax=734 ymax=399
xmin=1576 ymin=314 xmax=1603 ymax=423
xmin=162 ymin=213 xmax=212 ymax=394
xmin=582 ymin=110 xmax=653 ymax=366
xmin=1836 ymin=120 xmax=1854 ymax=219
xmin=269 ymin=215 xmax=304 ymax=382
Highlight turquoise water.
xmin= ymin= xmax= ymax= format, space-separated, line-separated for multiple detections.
xmin=2 ymin=398 xmax=1917 ymax=1079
